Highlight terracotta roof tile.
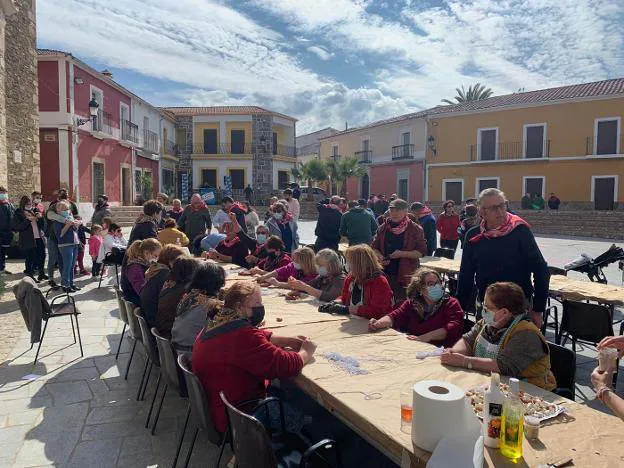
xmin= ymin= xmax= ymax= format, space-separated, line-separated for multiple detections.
xmin=161 ymin=106 xmax=297 ymax=121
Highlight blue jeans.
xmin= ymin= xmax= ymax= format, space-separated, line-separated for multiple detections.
xmin=59 ymin=245 xmax=78 ymax=287
xmin=47 ymin=237 xmax=63 ymax=278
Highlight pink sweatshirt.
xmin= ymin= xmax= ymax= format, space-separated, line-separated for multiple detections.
xmin=275 ymin=262 xmax=317 ymax=284
xmin=89 ymin=235 xmax=103 ymax=258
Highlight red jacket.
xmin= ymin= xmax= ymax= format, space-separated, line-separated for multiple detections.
xmin=436 ymin=213 xmax=461 ymax=241
xmin=340 ymin=274 xmax=393 ymax=319
xmin=192 ymin=321 xmax=304 ymax=433
xmin=388 ymin=297 xmax=464 ymax=347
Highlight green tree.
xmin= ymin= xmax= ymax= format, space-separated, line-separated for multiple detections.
xmin=326 ymin=156 xmax=366 ymax=197
xmin=292 ymin=160 xmax=328 ymax=200
xmin=441 ymin=83 xmax=493 ymax=104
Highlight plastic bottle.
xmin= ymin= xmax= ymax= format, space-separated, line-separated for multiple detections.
xmin=500 ymin=378 xmax=524 ymax=460
xmin=175 ymin=237 xmax=181 ymax=245
xmin=482 ymin=373 xmax=504 ymax=448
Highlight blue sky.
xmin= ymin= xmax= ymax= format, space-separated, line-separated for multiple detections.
xmin=38 ymin=0 xmax=624 ymax=134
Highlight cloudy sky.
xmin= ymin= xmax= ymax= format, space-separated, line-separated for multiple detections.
xmin=38 ymin=0 xmax=624 ymax=134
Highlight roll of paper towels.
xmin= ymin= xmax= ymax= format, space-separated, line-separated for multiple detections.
xmin=411 ymin=380 xmax=468 ymax=452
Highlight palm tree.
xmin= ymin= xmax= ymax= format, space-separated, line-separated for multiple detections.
xmin=293 ymin=160 xmax=328 ymax=200
xmin=441 ymin=83 xmax=493 ymax=105
xmin=326 ymin=156 xmax=366 ymax=197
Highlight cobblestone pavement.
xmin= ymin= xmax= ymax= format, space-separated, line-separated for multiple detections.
xmin=0 ymin=225 xmax=621 ymax=466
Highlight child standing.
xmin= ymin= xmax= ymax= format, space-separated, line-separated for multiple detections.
xmin=89 ymin=224 xmax=103 ymax=277
xmin=74 ymin=216 xmax=90 ymax=276
xmin=98 ymin=223 xmax=128 ymax=286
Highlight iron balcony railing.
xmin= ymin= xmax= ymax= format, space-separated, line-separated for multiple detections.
xmin=165 ymin=139 xmax=176 ymax=155
xmin=122 ymin=120 xmax=138 ymax=143
xmin=469 ymin=140 xmax=551 ymax=161
xmin=193 ymin=142 xmax=252 ymax=155
xmin=273 ymin=144 xmax=297 ymax=157
xmin=392 ymin=144 xmax=414 ymax=160
xmin=355 ymin=150 xmax=372 ymax=163
xmin=585 ymin=135 xmax=624 ymax=156
xmin=92 ymin=110 xmax=113 ymax=135
xmin=143 ymin=129 xmax=159 ymax=153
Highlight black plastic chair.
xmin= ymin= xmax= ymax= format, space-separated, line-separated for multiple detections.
xmin=150 ymin=328 xmax=186 ymax=436
xmin=114 ymin=288 xmax=129 ymax=360
xmin=547 ymin=341 xmax=576 ymax=400
xmin=33 ymin=289 xmax=84 ymax=365
xmin=221 ymin=392 xmax=342 ymax=468
xmin=136 ymin=312 xmax=161 ymax=421
xmin=123 ymin=300 xmax=143 ymax=382
xmin=559 ymin=300 xmax=613 ymax=353
xmin=176 ymin=354 xmax=225 ymax=468
xmin=433 ymin=248 xmax=455 ymax=260
xmin=97 ymin=247 xmax=124 ymax=288
xmin=541 ymin=304 xmax=560 ymax=344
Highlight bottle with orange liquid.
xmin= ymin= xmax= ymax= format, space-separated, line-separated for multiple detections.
xmin=500 ymin=378 xmax=524 ymax=460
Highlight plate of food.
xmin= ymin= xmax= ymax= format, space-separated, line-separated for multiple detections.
xmin=465 ymin=382 xmax=566 ymax=423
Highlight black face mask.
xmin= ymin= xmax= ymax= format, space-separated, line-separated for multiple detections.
xmin=250 ymin=306 xmax=265 ymax=326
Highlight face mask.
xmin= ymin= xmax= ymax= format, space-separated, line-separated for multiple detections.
xmin=250 ymin=305 xmax=265 ymax=326
xmin=0 ymin=194 xmax=7 ymax=201
xmin=292 ymin=262 xmax=301 ymax=270
xmin=273 ymin=212 xmax=283 ymax=220
xmin=317 ymin=266 xmax=328 ymax=277
xmin=483 ymin=308 xmax=496 ymax=325
xmin=60 ymin=210 xmax=72 ymax=218
xmin=426 ymin=284 xmax=444 ymax=302
xmin=256 ymin=234 xmax=267 ymax=244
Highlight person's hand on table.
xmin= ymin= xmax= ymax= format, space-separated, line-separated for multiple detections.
xmin=598 ymin=335 xmax=624 ymax=358
xmin=406 ymin=335 xmax=423 ymax=341
xmin=301 ymin=339 xmax=317 ymax=355
xmin=285 ymin=291 xmax=302 ymax=301
xmin=272 ymin=335 xmax=306 ymax=351
xmin=245 ymin=254 xmax=258 ymax=265
xmin=287 ymin=276 xmax=306 ymax=291
xmin=368 ymin=318 xmax=385 ymax=331
xmin=262 ymin=277 xmax=279 ymax=287
xmin=591 ymin=366 xmax=614 ymax=390
xmin=389 ymin=250 xmax=404 ymax=259
xmin=238 ymin=269 xmax=253 ymax=276
xmin=440 ymin=350 xmax=467 ymax=368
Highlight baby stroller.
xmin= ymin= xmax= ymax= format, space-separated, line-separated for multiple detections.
xmin=564 ymin=244 xmax=624 ymax=284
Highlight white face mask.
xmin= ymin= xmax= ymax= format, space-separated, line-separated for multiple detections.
xmin=292 ymin=262 xmax=301 ymax=270
xmin=483 ymin=308 xmax=496 ymax=325
xmin=317 ymin=266 xmax=328 ymax=276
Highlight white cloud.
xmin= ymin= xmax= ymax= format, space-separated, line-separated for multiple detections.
xmin=307 ymin=46 xmax=334 ymax=61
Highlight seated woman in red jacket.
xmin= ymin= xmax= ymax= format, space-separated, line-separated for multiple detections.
xmin=321 ymin=244 xmax=393 ymax=319
xmin=368 ymin=268 xmax=464 ymax=347
xmin=191 ymin=281 xmax=317 ymax=433
xmin=204 ymin=222 xmax=250 ymax=268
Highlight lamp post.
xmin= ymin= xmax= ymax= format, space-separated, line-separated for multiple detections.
xmin=427 ymin=135 xmax=437 ymax=156
xmin=75 ymin=95 xmax=100 ymax=127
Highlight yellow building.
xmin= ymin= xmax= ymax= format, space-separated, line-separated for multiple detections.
xmin=425 ymin=78 xmax=624 ymax=210
xmin=163 ymin=106 xmax=297 ymax=200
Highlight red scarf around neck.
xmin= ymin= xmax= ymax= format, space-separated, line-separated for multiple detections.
xmin=470 ymin=213 xmax=530 ymax=243
xmin=222 ymin=236 xmax=240 ymax=248
xmin=276 ymin=211 xmax=293 ymax=225
xmin=385 ymin=216 xmax=409 ymax=235
xmin=417 ymin=206 xmax=433 ymax=217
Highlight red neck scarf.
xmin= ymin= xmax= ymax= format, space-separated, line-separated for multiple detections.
xmin=470 ymin=213 xmax=530 ymax=243
xmin=276 ymin=211 xmax=293 ymax=225
xmin=171 ymin=206 xmax=183 ymax=213
xmin=385 ymin=216 xmax=409 ymax=235
xmin=190 ymin=203 xmax=205 ymax=212
xmin=222 ymin=236 xmax=240 ymax=248
xmin=417 ymin=206 xmax=433 ymax=217
xmin=228 ymin=202 xmax=248 ymax=214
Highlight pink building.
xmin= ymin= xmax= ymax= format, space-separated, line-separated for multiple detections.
xmin=37 ymin=49 xmax=170 ymax=210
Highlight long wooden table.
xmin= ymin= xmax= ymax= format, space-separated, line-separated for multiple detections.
xmin=420 ymin=257 xmax=624 ymax=306
xmin=211 ymin=263 xmax=624 ymax=467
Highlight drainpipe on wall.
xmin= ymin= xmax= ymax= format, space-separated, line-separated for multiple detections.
xmin=69 ymin=61 xmax=80 ymax=202
xmin=158 ymin=116 xmax=164 ymax=194
xmin=423 ymin=119 xmax=429 ymax=203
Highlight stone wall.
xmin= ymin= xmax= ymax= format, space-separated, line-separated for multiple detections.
xmin=0 ymin=11 xmax=7 ymax=189
xmin=252 ymin=114 xmax=274 ymax=202
xmin=5 ymin=0 xmax=39 ymax=197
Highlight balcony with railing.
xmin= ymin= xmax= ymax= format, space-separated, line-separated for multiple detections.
xmin=273 ymin=144 xmax=297 ymax=157
xmin=585 ymin=135 xmax=624 ymax=156
xmin=92 ymin=111 xmax=113 ymax=135
xmin=122 ymin=120 xmax=138 ymax=143
xmin=193 ymin=142 xmax=252 ymax=155
xmin=143 ymin=129 xmax=159 ymax=153
xmin=165 ymin=139 xmax=177 ymax=156
xmin=392 ymin=144 xmax=414 ymax=160
xmin=469 ymin=140 xmax=551 ymax=161
xmin=355 ymin=150 xmax=372 ymax=163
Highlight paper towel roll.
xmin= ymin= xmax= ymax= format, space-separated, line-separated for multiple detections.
xmin=411 ymin=380 xmax=467 ymax=452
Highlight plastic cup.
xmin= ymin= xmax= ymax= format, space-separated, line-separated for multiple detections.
xmin=524 ymin=416 xmax=540 ymax=440
xmin=400 ymin=390 xmax=413 ymax=433
xmin=598 ymin=348 xmax=618 ymax=372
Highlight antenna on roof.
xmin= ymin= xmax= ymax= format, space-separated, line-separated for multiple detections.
xmin=345 ymin=121 xmax=348 ymax=130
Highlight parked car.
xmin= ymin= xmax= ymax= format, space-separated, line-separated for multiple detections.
xmin=299 ymin=187 xmax=328 ymax=203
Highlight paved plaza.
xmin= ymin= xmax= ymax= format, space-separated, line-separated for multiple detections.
xmin=0 ymin=222 xmax=621 ymax=467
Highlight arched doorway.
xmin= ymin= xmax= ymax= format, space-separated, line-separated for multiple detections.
xmin=361 ymin=173 xmax=370 ymax=199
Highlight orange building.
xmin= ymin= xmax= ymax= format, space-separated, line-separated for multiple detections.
xmin=425 ymin=79 xmax=624 ymax=210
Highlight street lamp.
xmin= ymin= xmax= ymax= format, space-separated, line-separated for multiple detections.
xmin=427 ymin=135 xmax=437 ymax=156
xmin=75 ymin=94 xmax=100 ymax=127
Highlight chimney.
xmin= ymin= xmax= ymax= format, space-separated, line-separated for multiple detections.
xmin=101 ymin=69 xmax=113 ymax=79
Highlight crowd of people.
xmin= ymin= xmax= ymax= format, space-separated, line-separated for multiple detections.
xmin=2 ymin=181 xmax=622 ymax=445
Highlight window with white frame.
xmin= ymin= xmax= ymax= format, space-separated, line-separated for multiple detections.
xmin=594 ymin=118 xmax=621 ymax=155
xmin=331 ymin=144 xmax=339 ymax=159
xmin=524 ymin=124 xmax=547 ymax=158
xmin=443 ymin=179 xmax=464 ymax=205
xmin=478 ymin=128 xmax=498 ymax=161
xmin=523 ymin=177 xmax=545 ymax=198
xmin=476 ymin=177 xmax=499 ymax=195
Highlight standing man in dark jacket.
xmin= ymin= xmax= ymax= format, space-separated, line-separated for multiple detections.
xmin=340 ymin=200 xmax=378 ymax=246
xmin=409 ymin=202 xmax=436 ymax=256
xmin=91 ymin=195 xmax=112 ymax=226
xmin=314 ymin=196 xmax=343 ymax=252
xmin=457 ymin=188 xmax=549 ymax=328
xmin=178 ymin=193 xmax=213 ymax=254
xmin=0 ymin=186 xmax=14 ymax=275
xmin=547 ymin=193 xmax=561 ymax=210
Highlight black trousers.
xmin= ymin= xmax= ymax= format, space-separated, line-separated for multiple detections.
xmin=314 ymin=237 xmax=339 ymax=253
xmin=440 ymin=239 xmax=459 ymax=252
xmin=24 ymin=238 xmax=46 ymax=274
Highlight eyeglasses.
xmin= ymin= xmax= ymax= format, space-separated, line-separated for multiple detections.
xmin=481 ymin=203 xmax=506 ymax=212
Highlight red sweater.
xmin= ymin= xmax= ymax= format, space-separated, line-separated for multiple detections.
xmin=436 ymin=213 xmax=461 ymax=241
xmin=340 ymin=274 xmax=393 ymax=319
xmin=192 ymin=323 xmax=304 ymax=433
xmin=388 ymin=297 xmax=464 ymax=347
